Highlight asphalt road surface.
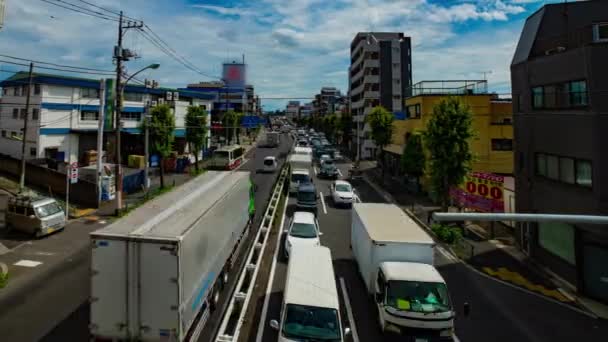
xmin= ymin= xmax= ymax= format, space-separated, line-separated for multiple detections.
xmin=255 ymin=158 xmax=608 ymax=342
xmin=40 ymin=133 xmax=293 ymax=342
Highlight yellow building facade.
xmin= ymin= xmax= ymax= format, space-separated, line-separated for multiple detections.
xmin=385 ymin=83 xmax=513 ymax=183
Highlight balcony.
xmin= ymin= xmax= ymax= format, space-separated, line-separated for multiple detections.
xmin=351 ymin=98 xmax=364 ymax=109
xmin=351 ymin=67 xmax=365 ymax=84
xmin=363 ymin=59 xmax=379 ymax=69
xmin=407 ymin=80 xmax=488 ymax=97
xmin=351 ymin=83 xmax=364 ymax=96
xmin=364 ymin=75 xmax=379 ymax=84
xmin=364 ymin=91 xmax=380 ymax=99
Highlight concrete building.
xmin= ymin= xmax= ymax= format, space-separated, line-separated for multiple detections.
xmin=349 ymin=32 xmax=412 ymax=159
xmin=285 ymin=101 xmax=300 ymax=120
xmin=511 ymin=1 xmax=608 ymax=304
xmin=385 ymin=80 xmax=513 ymax=186
xmin=300 ymin=103 xmax=312 ymax=118
xmin=0 ymin=72 xmax=214 ymax=165
xmin=312 ymin=87 xmax=342 ymax=117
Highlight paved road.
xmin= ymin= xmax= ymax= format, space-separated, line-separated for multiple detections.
xmin=39 ymin=134 xmax=293 ymax=342
xmin=255 ymin=159 xmax=608 ymax=342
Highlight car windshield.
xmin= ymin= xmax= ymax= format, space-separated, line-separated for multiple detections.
xmin=282 ymin=304 xmax=341 ymax=341
xmin=297 ymin=190 xmax=316 ymax=202
xmin=35 ymin=202 xmax=63 ymax=218
xmin=264 ymin=159 xmax=275 ymax=166
xmin=291 ymin=173 xmax=310 ymax=183
xmin=323 ymin=160 xmax=335 ymax=167
xmin=213 ymin=151 xmax=229 ymax=159
xmin=335 ymin=184 xmax=351 ymax=192
xmin=386 ymin=281 xmax=451 ymax=313
xmin=290 ymin=222 xmax=317 ymax=238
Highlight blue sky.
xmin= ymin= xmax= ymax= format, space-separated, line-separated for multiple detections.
xmin=1 ymin=0 xmax=565 ymax=110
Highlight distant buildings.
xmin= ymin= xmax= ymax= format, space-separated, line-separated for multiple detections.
xmin=349 ymin=32 xmax=412 ymax=159
xmin=511 ymin=0 xmax=608 ymax=304
xmin=285 ymin=101 xmax=300 ymax=120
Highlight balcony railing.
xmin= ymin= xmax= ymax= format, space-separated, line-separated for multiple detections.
xmin=407 ymin=80 xmax=488 ymax=97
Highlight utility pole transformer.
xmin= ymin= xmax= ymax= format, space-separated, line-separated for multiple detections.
xmin=113 ymin=12 xmax=143 ymax=214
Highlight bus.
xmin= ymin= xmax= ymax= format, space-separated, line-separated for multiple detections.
xmin=211 ymin=145 xmax=245 ymax=170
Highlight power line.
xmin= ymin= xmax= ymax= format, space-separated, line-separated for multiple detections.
xmin=0 ymin=59 xmax=115 ymax=76
xmin=76 ymin=0 xmax=139 ymax=21
xmin=0 ymin=54 xmax=115 ymax=73
xmin=40 ymin=0 xmax=121 ymax=22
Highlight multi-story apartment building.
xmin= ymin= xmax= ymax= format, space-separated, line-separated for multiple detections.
xmin=0 ymin=72 xmax=214 ymax=165
xmin=385 ymin=80 xmax=513 ymax=187
xmin=511 ymin=1 xmax=608 ymax=304
xmin=285 ymin=101 xmax=300 ymax=121
xmin=349 ymin=32 xmax=412 ymax=159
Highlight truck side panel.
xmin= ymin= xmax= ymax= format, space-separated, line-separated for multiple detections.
xmin=371 ymin=242 xmax=435 ymax=271
xmin=178 ymin=174 xmax=251 ymax=335
xmin=351 ymin=208 xmax=374 ymax=293
xmin=140 ymin=241 xmax=180 ymax=341
xmin=90 ymin=238 xmax=128 ymax=340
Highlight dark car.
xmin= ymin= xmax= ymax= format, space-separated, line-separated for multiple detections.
xmin=296 ymin=183 xmax=318 ymax=216
xmin=319 ymin=160 xmax=339 ymax=179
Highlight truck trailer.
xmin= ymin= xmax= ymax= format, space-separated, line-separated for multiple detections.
xmin=351 ymin=203 xmax=454 ymax=340
xmin=89 ymin=171 xmax=254 ymax=342
xmin=266 ymin=131 xmax=280 ymax=148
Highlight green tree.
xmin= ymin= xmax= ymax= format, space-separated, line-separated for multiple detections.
xmin=423 ymin=97 xmax=474 ymax=211
xmin=322 ymin=114 xmax=338 ymax=140
xmin=401 ymin=132 xmax=425 ymax=190
xmin=367 ymin=106 xmax=394 ymax=177
xmin=185 ymin=106 xmax=208 ymax=172
xmin=222 ymin=110 xmax=241 ymax=144
xmin=338 ymin=113 xmax=353 ymax=151
xmin=143 ymin=104 xmax=175 ymax=189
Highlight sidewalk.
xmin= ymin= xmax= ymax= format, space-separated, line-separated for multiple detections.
xmin=359 ymin=165 xmax=600 ymax=315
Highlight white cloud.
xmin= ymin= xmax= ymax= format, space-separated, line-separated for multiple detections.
xmin=0 ymin=0 xmax=532 ymax=109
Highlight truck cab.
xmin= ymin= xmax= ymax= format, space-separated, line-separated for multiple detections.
xmin=374 ymin=262 xmax=454 ymax=339
xmin=289 ymin=169 xmax=311 ymax=195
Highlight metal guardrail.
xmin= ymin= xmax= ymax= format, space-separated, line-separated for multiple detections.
xmin=214 ymin=165 xmax=288 ymax=342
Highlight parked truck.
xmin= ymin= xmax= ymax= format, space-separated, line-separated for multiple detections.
xmin=266 ymin=131 xmax=280 ymax=148
xmin=89 ymin=171 xmax=254 ymax=342
xmin=351 ymin=203 xmax=454 ymax=340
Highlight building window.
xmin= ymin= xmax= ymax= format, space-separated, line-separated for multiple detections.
xmin=121 ymin=112 xmax=141 ymax=121
xmin=21 ymin=85 xmax=28 ymax=96
xmin=30 ymin=147 xmax=37 ymax=157
xmin=593 ymin=23 xmax=608 ymax=42
xmin=20 ymin=108 xmax=27 ymax=119
xmin=392 ymin=47 xmax=399 ymax=53
xmin=536 ymin=153 xmax=547 ymax=177
xmin=1 ymin=130 xmax=5 ymax=138
xmin=2 ymin=88 xmax=9 ymax=96
xmin=532 ymin=86 xmax=544 ymax=108
xmin=12 ymin=108 xmax=18 ymax=119
xmin=81 ymin=110 xmax=99 ymax=121
xmin=538 ymin=222 xmax=576 ymax=265
xmin=567 ymin=80 xmax=587 ymax=106
xmin=13 ymin=87 xmax=19 ymax=96
xmin=517 ymin=94 xmax=523 ymax=112
xmin=559 ymin=157 xmax=575 ymax=184
xmin=124 ymin=92 xmax=144 ymax=102
xmin=81 ymin=88 xmax=100 ymax=99
xmin=575 ymin=160 xmax=592 ymax=187
xmin=34 ymin=84 xmax=41 ymax=95
xmin=491 ymin=139 xmax=513 ymax=151
xmin=407 ymin=104 xmax=421 ymax=119
xmin=32 ymin=108 xmax=39 ymax=120
xmin=546 ymin=155 xmax=559 ymax=180
xmin=11 ymin=131 xmax=18 ymax=139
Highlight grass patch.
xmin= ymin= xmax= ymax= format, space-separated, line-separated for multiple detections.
xmin=0 ymin=268 xmax=8 ymax=289
xmin=431 ymin=224 xmax=462 ymax=245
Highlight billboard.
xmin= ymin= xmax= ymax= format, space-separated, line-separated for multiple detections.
xmin=222 ymin=63 xmax=246 ymax=88
xmin=450 ymin=172 xmax=505 ymax=212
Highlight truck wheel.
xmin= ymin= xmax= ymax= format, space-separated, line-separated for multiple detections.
xmin=210 ymin=286 xmax=221 ymax=311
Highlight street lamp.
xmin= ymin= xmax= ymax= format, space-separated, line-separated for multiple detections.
xmin=115 ymin=63 xmax=160 ymax=213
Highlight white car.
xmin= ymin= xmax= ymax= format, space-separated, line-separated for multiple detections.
xmin=333 ymin=151 xmax=343 ymax=161
xmin=319 ymin=154 xmax=332 ymax=165
xmin=330 ymin=180 xmax=357 ymax=207
xmin=284 ymin=211 xmax=322 ymax=259
xmin=263 ymin=156 xmax=278 ymax=173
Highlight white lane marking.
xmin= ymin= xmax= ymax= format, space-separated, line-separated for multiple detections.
xmin=255 ymin=192 xmax=289 ymax=342
xmin=337 ymin=169 xmax=342 ymax=177
xmin=14 ymin=260 xmax=43 ymax=267
xmin=453 ymin=334 xmax=461 ymax=342
xmin=314 ymin=166 xmax=318 ymax=175
xmin=319 ymin=191 xmax=328 ymax=214
xmin=557 ymin=288 xmax=576 ymax=302
xmin=437 ymin=245 xmax=457 ymax=262
xmin=339 ymin=277 xmax=360 ymax=342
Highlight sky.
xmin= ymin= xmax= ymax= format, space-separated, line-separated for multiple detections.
xmin=0 ymin=0 xmax=567 ymax=110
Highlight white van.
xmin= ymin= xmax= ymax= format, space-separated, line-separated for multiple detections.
xmin=5 ymin=196 xmax=66 ymax=237
xmin=293 ymin=146 xmax=313 ymax=160
xmin=270 ymin=246 xmax=350 ymax=341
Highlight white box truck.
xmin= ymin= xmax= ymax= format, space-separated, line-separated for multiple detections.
xmin=287 ymin=154 xmax=313 ymax=195
xmin=266 ymin=131 xmax=280 ymax=148
xmin=90 ymin=171 xmax=254 ymax=342
xmin=351 ymin=203 xmax=454 ymax=340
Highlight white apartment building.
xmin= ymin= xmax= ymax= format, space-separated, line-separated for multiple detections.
xmin=349 ymin=32 xmax=412 ymax=159
xmin=0 ymin=72 xmax=213 ymax=165
xmin=286 ymin=100 xmax=300 ymax=120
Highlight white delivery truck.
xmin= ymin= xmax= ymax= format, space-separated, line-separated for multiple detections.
xmin=287 ymin=154 xmax=313 ymax=195
xmin=266 ymin=131 xmax=280 ymax=148
xmin=351 ymin=203 xmax=454 ymax=340
xmin=89 ymin=171 xmax=254 ymax=342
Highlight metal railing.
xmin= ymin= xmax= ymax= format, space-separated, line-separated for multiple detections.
xmin=214 ymin=165 xmax=288 ymax=342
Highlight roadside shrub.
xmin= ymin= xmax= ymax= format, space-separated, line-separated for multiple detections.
xmin=431 ymin=224 xmax=462 ymax=244
xmin=0 ymin=270 xmax=8 ymax=288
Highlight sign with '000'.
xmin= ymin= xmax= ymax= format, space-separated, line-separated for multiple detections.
xmin=449 ymin=172 xmax=504 ymax=212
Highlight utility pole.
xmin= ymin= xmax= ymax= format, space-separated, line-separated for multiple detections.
xmin=144 ymin=105 xmax=150 ymax=189
xmin=113 ymin=12 xmax=143 ymax=213
xmin=96 ymin=79 xmax=106 ymax=207
xmin=19 ymin=62 xmax=34 ymax=193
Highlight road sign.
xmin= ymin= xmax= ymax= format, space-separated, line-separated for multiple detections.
xmin=70 ymin=162 xmax=78 ymax=184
